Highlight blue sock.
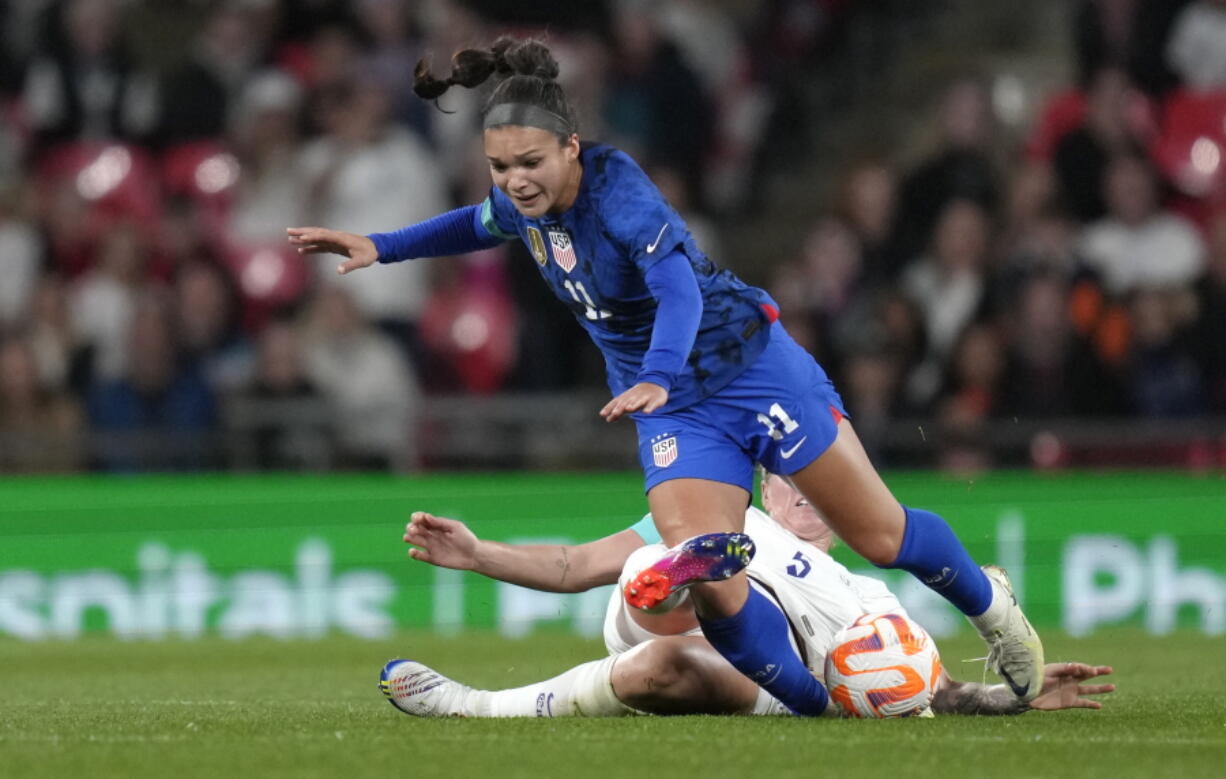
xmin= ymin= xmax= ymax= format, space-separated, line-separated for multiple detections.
xmin=883 ymin=506 xmax=993 ymax=616
xmin=699 ymin=587 xmax=829 ymax=716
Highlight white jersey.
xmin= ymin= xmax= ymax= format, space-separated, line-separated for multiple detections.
xmin=602 ymin=507 xmax=905 ymax=679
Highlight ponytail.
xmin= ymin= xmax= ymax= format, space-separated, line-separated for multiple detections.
xmin=413 ymin=36 xmax=577 ymax=140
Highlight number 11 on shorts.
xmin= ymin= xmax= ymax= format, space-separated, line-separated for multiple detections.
xmin=757 ymin=402 xmax=799 ymax=441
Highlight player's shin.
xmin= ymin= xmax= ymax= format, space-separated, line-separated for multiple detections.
xmin=880 ymin=506 xmax=992 ymax=616
xmin=882 ymin=507 xmax=1044 ymax=701
xmin=697 ymin=583 xmax=830 ymax=717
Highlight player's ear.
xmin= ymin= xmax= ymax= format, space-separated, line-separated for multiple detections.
xmin=562 ymin=133 xmax=580 ymax=161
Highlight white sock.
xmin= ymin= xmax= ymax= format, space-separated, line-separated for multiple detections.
xmin=460 ymin=656 xmax=633 ymax=718
xmin=969 ymin=577 xmax=1008 ymax=634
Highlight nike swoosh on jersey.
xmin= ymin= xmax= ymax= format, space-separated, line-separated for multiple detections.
xmin=645 ymin=223 xmax=669 ymax=253
xmin=780 ymin=436 xmax=808 ymax=459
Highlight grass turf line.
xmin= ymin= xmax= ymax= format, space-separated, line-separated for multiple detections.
xmin=2 ymin=631 xmax=1224 ymax=779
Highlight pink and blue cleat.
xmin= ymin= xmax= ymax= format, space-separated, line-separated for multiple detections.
xmin=623 ymin=532 xmax=756 ymax=611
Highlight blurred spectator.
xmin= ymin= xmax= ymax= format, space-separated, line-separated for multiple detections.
xmin=352 ymin=0 xmax=429 ymax=133
xmin=604 ymin=1 xmax=714 ymax=206
xmin=301 ymin=285 xmax=419 ymax=469
xmin=298 ymin=21 xmax=364 ymax=136
xmin=657 ymin=0 xmax=743 ymax=94
xmin=769 ymin=216 xmax=864 ymax=372
xmin=1052 ymin=67 xmax=1150 ymax=222
xmin=226 ymin=69 xmax=307 ymax=243
xmin=68 ymin=222 xmax=152 ymax=385
xmin=1126 ymin=287 xmax=1206 ymax=415
xmin=998 ymin=271 xmax=1124 ymax=417
xmin=25 ymin=274 xmax=81 ymax=393
xmin=174 ymin=260 xmax=253 ymax=392
xmin=836 ymin=288 xmax=928 ymax=458
xmin=1077 ymin=154 xmax=1205 ymax=295
xmin=835 ymin=159 xmax=900 ymax=280
xmin=87 ymin=292 xmax=217 ymax=470
xmin=892 ymin=77 xmax=1001 ymax=265
xmin=1073 ymin=0 xmax=1192 ymax=96
xmin=1192 ymin=213 xmax=1226 ymax=409
xmin=935 ymin=323 xmax=1006 ymax=473
xmin=236 ymin=317 xmax=331 ymax=469
xmin=22 ymin=0 xmax=158 ymax=149
xmin=901 ymin=198 xmax=992 ymax=408
xmin=158 ymin=2 xmax=274 ymax=144
xmin=0 ymin=333 xmax=84 ymax=473
xmin=0 ymin=185 xmax=43 ymax=329
xmin=299 ymin=71 xmax=448 ymax=362
xmin=1165 ymin=0 xmax=1226 ymax=90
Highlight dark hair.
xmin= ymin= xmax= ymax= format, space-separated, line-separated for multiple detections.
xmin=413 ymin=36 xmax=577 ymax=141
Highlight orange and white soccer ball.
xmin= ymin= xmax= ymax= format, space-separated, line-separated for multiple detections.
xmin=824 ymin=612 xmax=942 ymax=718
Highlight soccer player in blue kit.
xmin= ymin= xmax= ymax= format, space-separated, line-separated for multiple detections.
xmin=288 ymin=37 xmax=1044 ymax=717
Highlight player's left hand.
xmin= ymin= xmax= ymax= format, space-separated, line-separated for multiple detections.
xmin=600 ymin=382 xmax=668 ymax=422
xmin=1029 ymin=662 xmax=1115 ymax=711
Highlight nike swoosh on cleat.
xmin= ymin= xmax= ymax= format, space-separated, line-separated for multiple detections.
xmin=646 ymin=224 xmax=669 ymax=254
xmin=999 ymin=668 xmax=1029 ymax=699
xmin=780 ymin=436 xmax=808 ymax=459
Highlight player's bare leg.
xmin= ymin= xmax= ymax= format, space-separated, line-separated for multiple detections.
xmin=634 ymin=478 xmax=751 ymax=618
xmin=611 ymin=637 xmax=769 ymax=715
xmin=786 ymin=418 xmax=1044 ymax=701
xmin=626 ymin=478 xmax=831 ymax=716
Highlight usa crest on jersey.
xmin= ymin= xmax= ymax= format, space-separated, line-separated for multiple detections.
xmin=652 ymin=436 xmax=678 ymax=468
xmin=548 ymin=229 xmax=578 ymax=273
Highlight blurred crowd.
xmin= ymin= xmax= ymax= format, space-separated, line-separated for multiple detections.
xmin=0 ymin=0 xmax=1224 ymax=474
xmin=768 ymin=0 xmax=1226 ymax=468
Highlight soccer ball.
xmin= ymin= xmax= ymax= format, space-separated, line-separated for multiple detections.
xmin=824 ymin=612 xmax=942 ymax=718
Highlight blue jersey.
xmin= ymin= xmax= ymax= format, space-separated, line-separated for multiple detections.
xmin=480 ymin=143 xmax=775 ymax=412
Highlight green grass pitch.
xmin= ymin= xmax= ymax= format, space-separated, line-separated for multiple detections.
xmin=2 ymin=631 xmax=1224 ymax=779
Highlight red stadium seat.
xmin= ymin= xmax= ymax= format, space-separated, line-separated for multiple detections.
xmin=1024 ymin=89 xmax=1086 ymax=162
xmin=1151 ymin=89 xmax=1226 ymax=198
xmin=161 ymin=141 xmax=241 ymax=210
xmin=225 ymin=242 xmax=309 ymax=308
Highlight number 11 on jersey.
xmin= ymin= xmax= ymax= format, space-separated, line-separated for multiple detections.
xmin=564 ymin=279 xmax=612 ymax=321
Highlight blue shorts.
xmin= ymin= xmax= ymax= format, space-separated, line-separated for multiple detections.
xmin=633 ymin=322 xmax=847 ymax=494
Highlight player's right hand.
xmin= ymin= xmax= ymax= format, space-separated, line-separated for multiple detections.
xmin=286 ymin=226 xmax=379 ymax=275
xmin=1029 ymin=662 xmax=1115 ymax=711
xmin=404 ymin=512 xmax=480 ymax=571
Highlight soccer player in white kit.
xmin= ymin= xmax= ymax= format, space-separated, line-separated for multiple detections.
xmin=383 ymin=471 xmax=1113 ymax=718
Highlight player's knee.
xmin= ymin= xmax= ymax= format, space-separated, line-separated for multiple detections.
xmin=860 ymin=532 xmax=903 ymax=567
xmin=833 ymin=509 xmax=905 ymax=566
xmin=627 ymin=640 xmax=688 ymax=692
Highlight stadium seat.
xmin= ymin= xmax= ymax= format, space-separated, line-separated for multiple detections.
xmin=1151 ymin=89 xmax=1226 ymax=198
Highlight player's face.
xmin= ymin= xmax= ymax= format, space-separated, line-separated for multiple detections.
xmin=762 ymin=474 xmax=835 ymax=550
xmin=484 ymin=126 xmax=581 ymax=218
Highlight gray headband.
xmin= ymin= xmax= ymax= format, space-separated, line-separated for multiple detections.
xmin=483 ymin=102 xmax=574 ymax=136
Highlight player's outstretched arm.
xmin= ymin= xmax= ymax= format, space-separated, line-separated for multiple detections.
xmin=931 ymin=663 xmax=1114 ymax=715
xmin=404 ymin=511 xmax=646 ymax=593
xmin=286 ymin=227 xmax=379 ymax=275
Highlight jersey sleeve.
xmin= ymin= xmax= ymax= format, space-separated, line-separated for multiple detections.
xmin=627 ymin=513 xmax=662 ymax=545
xmin=479 ymin=187 xmax=520 ymax=241
xmin=597 ymin=150 xmax=689 ymax=272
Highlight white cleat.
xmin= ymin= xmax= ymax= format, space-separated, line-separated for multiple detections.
xmin=379 ymin=659 xmax=471 ymax=717
xmin=971 ymin=565 xmax=1045 ymax=702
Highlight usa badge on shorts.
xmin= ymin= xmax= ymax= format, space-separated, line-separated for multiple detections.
xmin=548 ymin=229 xmax=578 ymax=273
xmin=652 ymin=436 xmax=678 ymax=468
